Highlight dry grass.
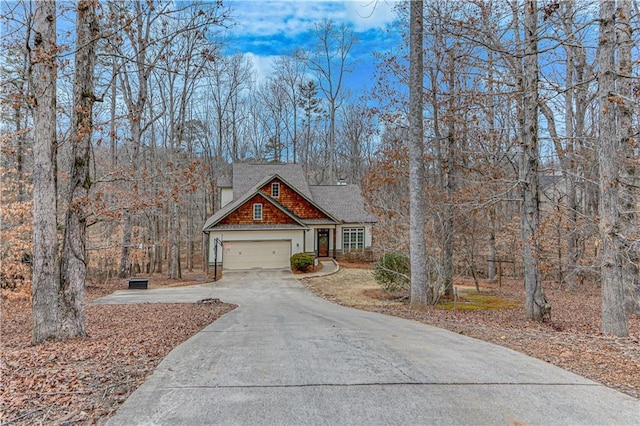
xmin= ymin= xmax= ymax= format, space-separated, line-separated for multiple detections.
xmin=303 ymin=267 xmax=403 ymax=308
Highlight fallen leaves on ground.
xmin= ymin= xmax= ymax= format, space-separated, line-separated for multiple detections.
xmin=303 ymin=268 xmax=640 ymax=400
xmin=3 ymin=268 xmax=638 ymax=425
xmin=1 ymin=273 xmax=235 ymax=425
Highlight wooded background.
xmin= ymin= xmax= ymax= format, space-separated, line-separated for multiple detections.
xmin=1 ymin=1 xmax=638 ymax=339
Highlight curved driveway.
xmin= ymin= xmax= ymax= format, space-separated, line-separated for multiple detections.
xmin=99 ymin=270 xmax=639 ymax=425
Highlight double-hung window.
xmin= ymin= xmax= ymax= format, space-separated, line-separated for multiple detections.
xmin=253 ymin=203 xmax=263 ymax=220
xmin=342 ymin=227 xmax=364 ymax=250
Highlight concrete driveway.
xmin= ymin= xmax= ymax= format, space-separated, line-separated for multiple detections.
xmin=98 ymin=270 xmax=639 ymax=425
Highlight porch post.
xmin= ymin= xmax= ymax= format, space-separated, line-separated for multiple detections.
xmin=204 ymin=232 xmax=209 ymax=274
xmin=333 ymin=227 xmax=337 ymax=259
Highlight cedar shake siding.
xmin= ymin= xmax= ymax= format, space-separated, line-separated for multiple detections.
xmin=218 ymin=194 xmax=298 ymax=225
xmin=260 ymin=179 xmax=329 ymax=220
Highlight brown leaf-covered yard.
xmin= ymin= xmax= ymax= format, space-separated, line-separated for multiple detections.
xmin=2 ymin=266 xmax=639 ymax=425
xmin=1 ymin=273 xmax=236 ymax=425
xmin=303 ymin=265 xmax=640 ymax=400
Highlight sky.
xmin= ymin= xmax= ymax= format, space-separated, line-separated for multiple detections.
xmin=221 ymin=0 xmax=404 ymax=94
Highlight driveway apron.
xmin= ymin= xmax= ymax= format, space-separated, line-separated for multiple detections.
xmin=102 ymin=270 xmax=639 ymax=425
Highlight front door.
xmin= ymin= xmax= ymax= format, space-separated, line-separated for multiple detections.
xmin=317 ymin=229 xmax=329 ymax=257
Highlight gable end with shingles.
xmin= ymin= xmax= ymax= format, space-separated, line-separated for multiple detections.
xmin=203 ymin=164 xmax=375 ymax=232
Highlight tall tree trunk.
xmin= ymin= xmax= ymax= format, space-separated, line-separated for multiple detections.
xmin=31 ymin=0 xmax=60 ymax=343
xmin=616 ymin=0 xmax=639 ymax=314
xmin=117 ymin=98 xmax=143 ymax=278
xmin=14 ymin=74 xmax=27 ymax=203
xmin=110 ymin=56 xmax=117 ymax=167
xmin=119 ymin=211 xmax=133 ymax=278
xmin=155 ymin=216 xmax=163 ymax=274
xmin=328 ymin=101 xmax=335 ymax=183
xmin=486 ymin=48 xmax=497 ymax=282
xmin=598 ymin=0 xmax=629 ymax=336
xmin=520 ymin=0 xmax=549 ymax=322
xmin=540 ymin=99 xmax=581 ymax=289
xmin=186 ymin=200 xmax=194 ymax=272
xmin=563 ymin=2 xmax=579 ymax=289
xmin=565 ymin=176 xmax=580 ymax=288
xmin=487 ymin=208 xmax=497 ymax=281
xmin=168 ymin=201 xmax=181 ymax=279
xmin=442 ymin=52 xmax=455 ymax=298
xmin=59 ymin=0 xmax=98 ymax=338
xmin=409 ymin=0 xmax=431 ymax=309
xmin=116 ymin=0 xmax=148 ymax=278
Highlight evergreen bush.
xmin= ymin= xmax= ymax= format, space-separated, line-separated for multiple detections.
xmin=290 ymin=253 xmax=315 ymax=271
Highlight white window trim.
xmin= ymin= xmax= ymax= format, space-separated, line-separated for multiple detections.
xmin=253 ymin=203 xmax=263 ymax=220
xmin=343 ymin=227 xmax=364 ymax=250
xmin=271 ymin=182 xmax=280 ymax=198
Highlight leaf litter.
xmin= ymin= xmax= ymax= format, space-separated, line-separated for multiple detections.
xmin=1 ymin=275 xmax=235 ymax=425
xmin=303 ymin=267 xmax=640 ymax=400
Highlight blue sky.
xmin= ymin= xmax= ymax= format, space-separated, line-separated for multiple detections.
xmin=221 ymin=0 xmax=403 ymax=94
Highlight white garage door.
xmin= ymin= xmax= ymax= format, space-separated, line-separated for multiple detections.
xmin=223 ymin=240 xmax=291 ymax=270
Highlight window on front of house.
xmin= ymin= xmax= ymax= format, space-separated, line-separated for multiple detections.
xmin=253 ymin=203 xmax=263 ymax=220
xmin=271 ymin=182 xmax=280 ymax=198
xmin=343 ymin=227 xmax=364 ymax=250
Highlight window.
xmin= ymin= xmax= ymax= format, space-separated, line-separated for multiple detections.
xmin=271 ymin=182 xmax=280 ymax=198
xmin=343 ymin=227 xmax=364 ymax=250
xmin=253 ymin=203 xmax=263 ymax=220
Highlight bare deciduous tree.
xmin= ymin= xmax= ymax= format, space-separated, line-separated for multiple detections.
xmin=614 ymin=0 xmax=639 ymax=315
xmin=408 ymin=0 xmax=432 ymax=309
xmin=59 ymin=0 xmax=99 ymax=338
xmin=30 ymin=0 xmax=59 ymax=343
xmin=519 ymin=0 xmax=549 ymax=322
xmin=303 ymin=19 xmax=355 ymax=184
xmin=597 ymin=0 xmax=629 ymax=337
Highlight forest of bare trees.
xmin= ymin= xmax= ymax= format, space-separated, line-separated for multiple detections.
xmin=1 ymin=0 xmax=638 ymax=340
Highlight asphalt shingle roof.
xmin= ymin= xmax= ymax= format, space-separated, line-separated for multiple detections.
xmin=310 ymin=184 xmax=377 ymax=223
xmin=217 ymin=176 xmax=232 ymax=188
xmin=202 ymin=163 xmax=376 ymax=231
xmin=232 ymin=163 xmax=312 ymax=199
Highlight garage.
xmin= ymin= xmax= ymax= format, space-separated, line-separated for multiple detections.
xmin=222 ymin=240 xmax=291 ymax=270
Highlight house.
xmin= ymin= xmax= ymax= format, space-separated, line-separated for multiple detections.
xmin=202 ymin=163 xmax=376 ymax=270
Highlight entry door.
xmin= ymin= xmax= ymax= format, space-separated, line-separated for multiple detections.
xmin=317 ymin=229 xmax=329 ymax=257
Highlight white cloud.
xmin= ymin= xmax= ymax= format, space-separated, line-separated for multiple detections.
xmin=225 ymin=1 xmax=401 ymax=91
xmin=243 ymin=52 xmax=278 ymax=84
xmin=340 ymin=0 xmax=399 ymax=32
xmin=228 ymin=0 xmax=398 ymax=36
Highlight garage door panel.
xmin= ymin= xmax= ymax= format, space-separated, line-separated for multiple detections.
xmin=223 ymin=240 xmax=291 ymax=270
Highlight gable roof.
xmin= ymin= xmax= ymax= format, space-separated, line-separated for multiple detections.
xmin=232 ymin=163 xmax=312 ymax=200
xmin=264 ymin=174 xmax=338 ymax=223
xmin=203 ymin=163 xmax=376 ymax=232
xmin=310 ymin=184 xmax=377 ymax=223
xmin=203 ymin=174 xmax=309 ymax=231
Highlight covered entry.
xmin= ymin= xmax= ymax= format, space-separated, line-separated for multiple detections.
xmin=222 ymin=240 xmax=291 ymax=270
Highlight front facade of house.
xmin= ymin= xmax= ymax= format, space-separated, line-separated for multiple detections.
xmin=202 ymin=164 xmax=376 ymax=270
